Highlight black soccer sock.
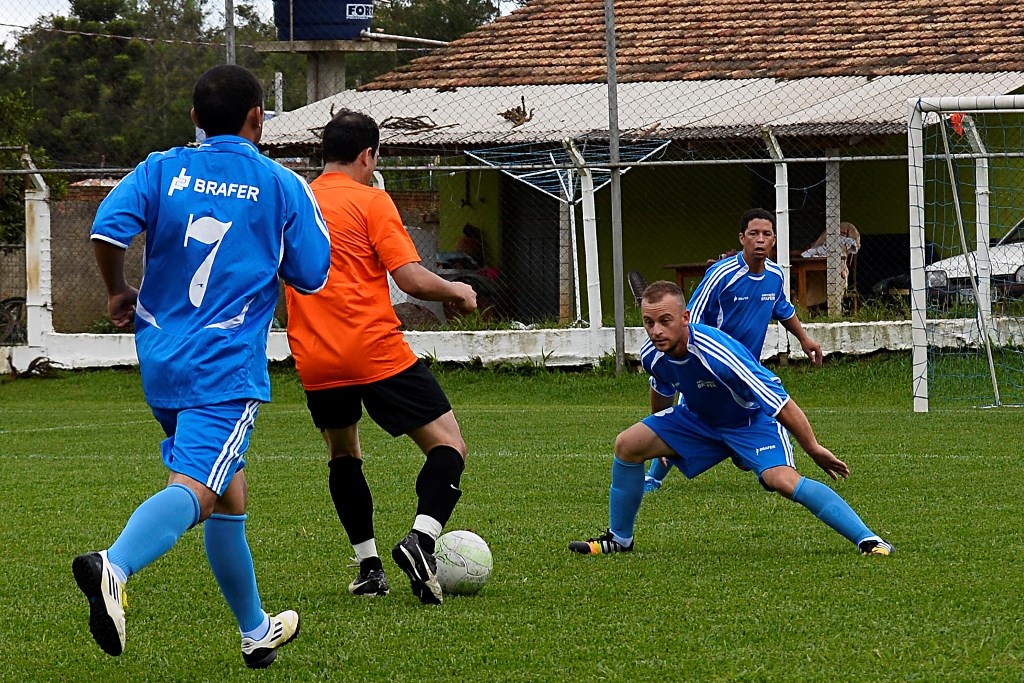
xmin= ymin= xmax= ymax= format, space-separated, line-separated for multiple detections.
xmin=328 ymin=456 xmax=375 ymax=545
xmin=414 ymin=445 xmax=465 ymax=531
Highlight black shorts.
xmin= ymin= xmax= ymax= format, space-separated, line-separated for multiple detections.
xmin=305 ymin=360 xmax=453 ymax=437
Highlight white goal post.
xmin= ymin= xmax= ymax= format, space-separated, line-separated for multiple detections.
xmin=908 ymin=95 xmax=1024 ymax=412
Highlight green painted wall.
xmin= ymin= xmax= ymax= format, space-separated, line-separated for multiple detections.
xmin=437 ymin=169 xmax=501 ymax=265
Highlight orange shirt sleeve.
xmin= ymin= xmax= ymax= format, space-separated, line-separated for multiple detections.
xmin=366 ymin=192 xmax=421 ymax=273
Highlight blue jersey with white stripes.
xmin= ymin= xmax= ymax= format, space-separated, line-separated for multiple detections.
xmin=639 ymin=323 xmax=789 ymax=428
xmin=91 ymin=135 xmax=331 ymax=409
xmin=688 ymin=253 xmax=796 ymax=357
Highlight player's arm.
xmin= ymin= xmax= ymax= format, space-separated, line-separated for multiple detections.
xmin=780 ymin=314 xmax=823 ymax=366
xmin=687 ymin=270 xmax=720 ymax=325
xmin=92 ymin=240 xmax=138 ymax=328
xmin=650 ymin=387 xmax=674 ymax=414
xmin=391 ymin=262 xmax=477 ymax=314
xmin=775 ymin=397 xmax=849 ymax=481
xmin=280 ymin=177 xmax=330 ymax=294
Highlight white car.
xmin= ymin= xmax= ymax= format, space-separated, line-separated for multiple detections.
xmin=925 ymin=219 xmax=1024 ymax=300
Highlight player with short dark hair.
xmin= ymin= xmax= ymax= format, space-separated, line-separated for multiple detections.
xmin=570 ymin=281 xmax=892 ymax=556
xmin=285 ymin=109 xmax=477 ymax=605
xmin=644 ymin=207 xmax=822 ymax=492
xmin=76 ymin=64 xmax=330 ymax=668
xmin=192 ymin=64 xmax=265 ymax=136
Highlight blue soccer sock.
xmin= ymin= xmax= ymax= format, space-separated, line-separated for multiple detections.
xmin=609 ymin=457 xmax=645 ymax=545
xmin=791 ymin=477 xmax=873 ymax=546
xmin=106 ymin=483 xmax=201 ymax=578
xmin=204 ymin=513 xmax=266 ymax=634
xmin=646 ymin=457 xmax=671 ymax=482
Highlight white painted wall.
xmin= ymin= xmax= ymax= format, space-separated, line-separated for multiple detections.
xmin=2 ymin=321 xmax=932 ymax=374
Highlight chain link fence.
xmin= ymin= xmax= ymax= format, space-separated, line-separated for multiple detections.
xmin=3 ymin=1 xmax=1022 ymax=346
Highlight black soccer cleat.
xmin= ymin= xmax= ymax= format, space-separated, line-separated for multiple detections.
xmin=348 ymin=558 xmax=390 ymax=597
xmin=858 ymin=538 xmax=895 ymax=556
xmin=391 ymin=533 xmax=443 ymax=605
xmin=568 ymin=529 xmax=635 ymax=555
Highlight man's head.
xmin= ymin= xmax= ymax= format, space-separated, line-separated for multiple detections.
xmin=641 ymin=280 xmax=690 ymax=357
xmin=192 ymin=65 xmax=264 ymax=139
xmin=738 ymin=207 xmax=776 ymax=268
xmin=321 ymin=110 xmax=380 ymax=184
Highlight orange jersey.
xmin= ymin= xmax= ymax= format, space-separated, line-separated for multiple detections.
xmin=286 ymin=172 xmax=420 ymax=389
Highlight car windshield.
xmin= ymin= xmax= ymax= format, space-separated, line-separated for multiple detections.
xmin=995 ymin=217 xmax=1024 ymax=246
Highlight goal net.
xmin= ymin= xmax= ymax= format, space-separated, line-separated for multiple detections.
xmin=909 ymin=96 xmax=1024 ymax=411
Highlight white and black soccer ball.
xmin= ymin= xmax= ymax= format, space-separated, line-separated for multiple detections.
xmin=434 ymin=529 xmax=492 ymax=595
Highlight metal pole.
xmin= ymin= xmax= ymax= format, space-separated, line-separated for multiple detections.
xmin=225 ymin=0 xmax=235 ymax=64
xmin=604 ymin=0 xmax=625 ymax=375
xmin=907 ymin=99 xmax=929 ymax=412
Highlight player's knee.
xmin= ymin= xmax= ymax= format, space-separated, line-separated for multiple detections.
xmin=613 ymin=434 xmax=646 ymax=463
xmin=761 ymin=465 xmax=800 ymax=499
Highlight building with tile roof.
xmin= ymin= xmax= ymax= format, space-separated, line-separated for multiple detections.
xmin=261 ymin=0 xmax=1024 ymax=325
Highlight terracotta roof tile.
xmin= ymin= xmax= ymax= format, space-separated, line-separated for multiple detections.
xmin=362 ymin=0 xmax=1024 ymax=90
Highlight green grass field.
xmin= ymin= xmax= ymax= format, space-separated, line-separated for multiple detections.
xmin=2 ymin=353 xmax=1022 ymax=681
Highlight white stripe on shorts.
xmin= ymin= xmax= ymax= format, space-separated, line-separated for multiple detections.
xmin=208 ymin=400 xmax=259 ymax=493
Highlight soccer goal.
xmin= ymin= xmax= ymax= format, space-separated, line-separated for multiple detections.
xmin=909 ymin=95 xmax=1024 ymax=411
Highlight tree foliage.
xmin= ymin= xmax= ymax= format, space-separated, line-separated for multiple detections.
xmin=1 ymin=0 xmax=500 ymax=171
xmin=0 ymin=86 xmax=39 ymax=245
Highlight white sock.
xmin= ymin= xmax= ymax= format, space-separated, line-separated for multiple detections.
xmin=412 ymin=515 xmax=443 ymax=540
xmin=353 ymin=539 xmax=378 ymax=562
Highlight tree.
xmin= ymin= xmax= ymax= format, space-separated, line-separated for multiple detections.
xmin=12 ymin=0 xmax=151 ymax=167
xmin=129 ymin=0 xmax=221 ymax=152
xmin=7 ymin=0 xmax=228 ymax=168
xmin=0 ymin=87 xmax=38 ymax=245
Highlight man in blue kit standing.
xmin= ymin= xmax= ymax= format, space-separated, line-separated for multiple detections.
xmin=74 ymin=64 xmax=331 ymax=668
xmin=569 ymin=280 xmax=892 ymax=557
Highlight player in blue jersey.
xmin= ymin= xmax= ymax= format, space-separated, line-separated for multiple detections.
xmin=644 ymin=208 xmax=822 ymax=492
xmin=569 ymin=280 xmax=892 ymax=557
xmin=74 ymin=65 xmax=330 ymax=668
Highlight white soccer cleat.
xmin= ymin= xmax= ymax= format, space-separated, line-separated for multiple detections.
xmin=72 ymin=550 xmax=127 ymax=656
xmin=241 ymin=610 xmax=301 ymax=669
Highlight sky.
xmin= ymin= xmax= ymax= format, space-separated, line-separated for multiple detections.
xmin=1 ymin=0 xmax=520 ymax=49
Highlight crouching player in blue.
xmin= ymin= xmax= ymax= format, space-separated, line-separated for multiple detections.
xmin=569 ymin=280 xmax=892 ymax=557
xmin=74 ymin=65 xmax=331 ymax=667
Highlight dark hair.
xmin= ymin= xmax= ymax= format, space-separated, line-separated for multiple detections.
xmin=193 ymin=65 xmax=263 ymax=137
xmin=322 ymin=110 xmax=380 ymax=164
xmin=740 ymin=208 xmax=776 ymax=233
xmin=642 ymin=280 xmax=686 ymax=307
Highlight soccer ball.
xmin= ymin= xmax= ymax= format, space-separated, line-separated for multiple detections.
xmin=434 ymin=530 xmax=492 ymax=595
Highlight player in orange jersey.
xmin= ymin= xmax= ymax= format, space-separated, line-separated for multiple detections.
xmin=286 ymin=110 xmax=476 ymax=605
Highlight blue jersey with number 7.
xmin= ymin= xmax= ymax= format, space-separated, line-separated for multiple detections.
xmin=91 ymin=135 xmax=330 ymax=409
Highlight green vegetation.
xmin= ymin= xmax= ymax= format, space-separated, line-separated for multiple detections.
xmin=1 ymin=353 xmax=1022 ymax=680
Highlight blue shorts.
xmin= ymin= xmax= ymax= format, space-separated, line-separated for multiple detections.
xmin=642 ymin=405 xmax=794 ymax=480
xmin=151 ymin=399 xmax=260 ymax=495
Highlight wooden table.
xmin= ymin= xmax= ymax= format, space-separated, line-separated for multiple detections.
xmin=665 ymin=257 xmax=827 ymax=305
xmin=663 ymin=261 xmax=711 ymax=295
xmin=789 ymin=257 xmax=827 ymax=306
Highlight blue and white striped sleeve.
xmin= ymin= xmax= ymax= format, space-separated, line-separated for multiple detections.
xmin=692 ymin=328 xmax=789 ymax=416
xmin=639 ymin=339 xmax=675 ymax=397
xmin=767 ymin=263 xmax=796 ymax=321
xmin=688 ymin=262 xmax=725 ymax=324
xmin=278 ymin=172 xmax=330 ymax=295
